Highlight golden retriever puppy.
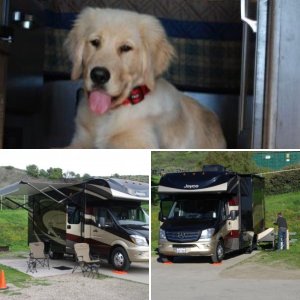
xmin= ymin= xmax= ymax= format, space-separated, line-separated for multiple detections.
xmin=65 ymin=7 xmax=226 ymax=148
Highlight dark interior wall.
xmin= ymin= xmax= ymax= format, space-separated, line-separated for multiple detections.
xmin=4 ymin=0 xmax=46 ymax=148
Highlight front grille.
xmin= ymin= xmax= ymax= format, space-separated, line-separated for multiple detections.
xmin=166 ymin=230 xmax=201 ymax=243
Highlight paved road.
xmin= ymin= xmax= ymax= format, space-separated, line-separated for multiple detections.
xmin=151 ymin=253 xmax=299 ymax=300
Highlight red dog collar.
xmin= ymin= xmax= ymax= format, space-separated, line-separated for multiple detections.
xmin=122 ymin=85 xmax=150 ymax=106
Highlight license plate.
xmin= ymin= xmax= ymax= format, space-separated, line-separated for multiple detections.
xmin=175 ymin=248 xmax=187 ymax=254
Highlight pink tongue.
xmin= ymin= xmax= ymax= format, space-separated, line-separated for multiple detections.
xmin=88 ymin=91 xmax=112 ymax=115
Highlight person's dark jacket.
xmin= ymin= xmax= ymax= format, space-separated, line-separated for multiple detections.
xmin=275 ymin=216 xmax=288 ymax=229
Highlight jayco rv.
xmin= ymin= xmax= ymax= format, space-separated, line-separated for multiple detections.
xmin=0 ymin=178 xmax=149 ymax=270
xmin=158 ymin=165 xmax=266 ymax=263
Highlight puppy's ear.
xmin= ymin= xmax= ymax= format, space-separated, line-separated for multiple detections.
xmin=65 ymin=24 xmax=85 ymax=80
xmin=152 ymin=34 xmax=175 ymax=77
xmin=141 ymin=15 xmax=175 ymax=80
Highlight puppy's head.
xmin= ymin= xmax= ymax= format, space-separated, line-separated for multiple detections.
xmin=65 ymin=7 xmax=175 ymax=115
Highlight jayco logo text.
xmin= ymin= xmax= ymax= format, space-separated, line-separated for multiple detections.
xmin=184 ymin=184 xmax=199 ymax=189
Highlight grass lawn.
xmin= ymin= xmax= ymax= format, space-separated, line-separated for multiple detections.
xmin=0 ymin=210 xmax=28 ymax=252
xmin=0 ymin=264 xmax=33 ymax=288
xmin=264 ymin=192 xmax=300 ymax=232
xmin=253 ymin=242 xmax=300 ymax=268
xmin=151 ymin=205 xmax=160 ymax=254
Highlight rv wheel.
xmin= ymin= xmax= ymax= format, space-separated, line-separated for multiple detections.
xmin=211 ymin=240 xmax=225 ymax=263
xmin=111 ymin=247 xmax=131 ymax=271
xmin=159 ymin=255 xmax=174 ymax=263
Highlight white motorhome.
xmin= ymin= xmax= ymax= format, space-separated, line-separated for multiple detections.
xmin=0 ymin=178 xmax=149 ymax=270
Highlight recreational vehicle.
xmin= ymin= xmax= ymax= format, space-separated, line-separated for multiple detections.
xmin=158 ymin=165 xmax=266 ymax=263
xmin=0 ymin=178 xmax=149 ymax=270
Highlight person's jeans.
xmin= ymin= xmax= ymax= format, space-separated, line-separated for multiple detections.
xmin=278 ymin=228 xmax=287 ymax=250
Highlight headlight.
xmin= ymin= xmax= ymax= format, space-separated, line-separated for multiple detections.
xmin=200 ymin=228 xmax=215 ymax=239
xmin=159 ymin=229 xmax=166 ymax=240
xmin=130 ymin=235 xmax=148 ymax=246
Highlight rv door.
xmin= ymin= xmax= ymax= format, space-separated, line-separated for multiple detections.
xmin=89 ymin=207 xmax=113 ymax=258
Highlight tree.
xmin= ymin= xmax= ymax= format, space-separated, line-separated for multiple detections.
xmin=39 ymin=169 xmax=48 ymax=178
xmin=82 ymin=173 xmax=91 ymax=180
xmin=47 ymin=167 xmax=63 ymax=179
xmin=63 ymin=171 xmax=76 ymax=179
xmin=26 ymin=164 xmax=39 ymax=178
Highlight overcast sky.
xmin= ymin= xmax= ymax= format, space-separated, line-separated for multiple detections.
xmin=0 ymin=150 xmax=150 ymax=176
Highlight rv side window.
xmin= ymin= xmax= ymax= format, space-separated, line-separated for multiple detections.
xmin=95 ymin=208 xmax=113 ymax=227
xmin=160 ymin=201 xmax=174 ymax=219
xmin=109 ymin=206 xmax=149 ymax=226
xmin=68 ymin=206 xmax=80 ymax=224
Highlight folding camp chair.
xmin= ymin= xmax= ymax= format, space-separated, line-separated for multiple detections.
xmin=72 ymin=243 xmax=100 ymax=277
xmin=26 ymin=242 xmax=49 ymax=272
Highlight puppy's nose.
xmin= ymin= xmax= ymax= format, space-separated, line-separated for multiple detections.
xmin=90 ymin=67 xmax=110 ymax=85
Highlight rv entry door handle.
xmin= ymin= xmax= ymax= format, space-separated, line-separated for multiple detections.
xmin=67 ymin=225 xmax=71 ymax=229
xmin=241 ymin=0 xmax=257 ymax=33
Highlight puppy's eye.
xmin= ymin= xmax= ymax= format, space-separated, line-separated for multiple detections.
xmin=90 ymin=39 xmax=100 ymax=48
xmin=119 ymin=44 xmax=133 ymax=53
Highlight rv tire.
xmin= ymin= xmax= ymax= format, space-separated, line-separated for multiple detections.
xmin=159 ymin=254 xmax=174 ymax=263
xmin=211 ymin=240 xmax=225 ymax=263
xmin=111 ymin=247 xmax=131 ymax=271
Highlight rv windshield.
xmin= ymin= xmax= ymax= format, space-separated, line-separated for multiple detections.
xmin=167 ymin=198 xmax=220 ymax=220
xmin=110 ymin=206 xmax=149 ymax=226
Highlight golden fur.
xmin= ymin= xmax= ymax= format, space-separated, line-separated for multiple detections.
xmin=65 ymin=7 xmax=226 ymax=148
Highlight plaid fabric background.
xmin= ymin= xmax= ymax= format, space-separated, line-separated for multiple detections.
xmin=41 ymin=0 xmax=242 ymax=92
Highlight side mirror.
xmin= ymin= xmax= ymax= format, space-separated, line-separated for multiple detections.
xmin=99 ymin=217 xmax=106 ymax=227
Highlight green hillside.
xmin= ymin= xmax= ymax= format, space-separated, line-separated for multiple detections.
xmin=0 ymin=210 xmax=28 ymax=251
xmin=151 ymin=151 xmax=262 ymax=174
xmin=152 ymin=151 xmax=300 ymax=174
xmin=0 ymin=166 xmax=37 ymax=188
xmin=0 ymin=166 xmax=148 ymax=188
xmin=151 ymin=151 xmax=207 ymax=173
xmin=264 ymin=192 xmax=300 ymax=232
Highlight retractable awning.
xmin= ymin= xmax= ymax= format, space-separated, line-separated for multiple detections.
xmin=0 ymin=178 xmax=149 ymax=202
xmin=0 ymin=180 xmax=80 ymax=211
xmin=0 ymin=180 xmax=77 ymax=197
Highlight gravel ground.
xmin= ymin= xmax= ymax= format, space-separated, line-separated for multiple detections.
xmin=0 ymin=272 xmax=148 ymax=300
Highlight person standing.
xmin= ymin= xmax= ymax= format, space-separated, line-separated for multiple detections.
xmin=274 ymin=212 xmax=288 ymax=250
